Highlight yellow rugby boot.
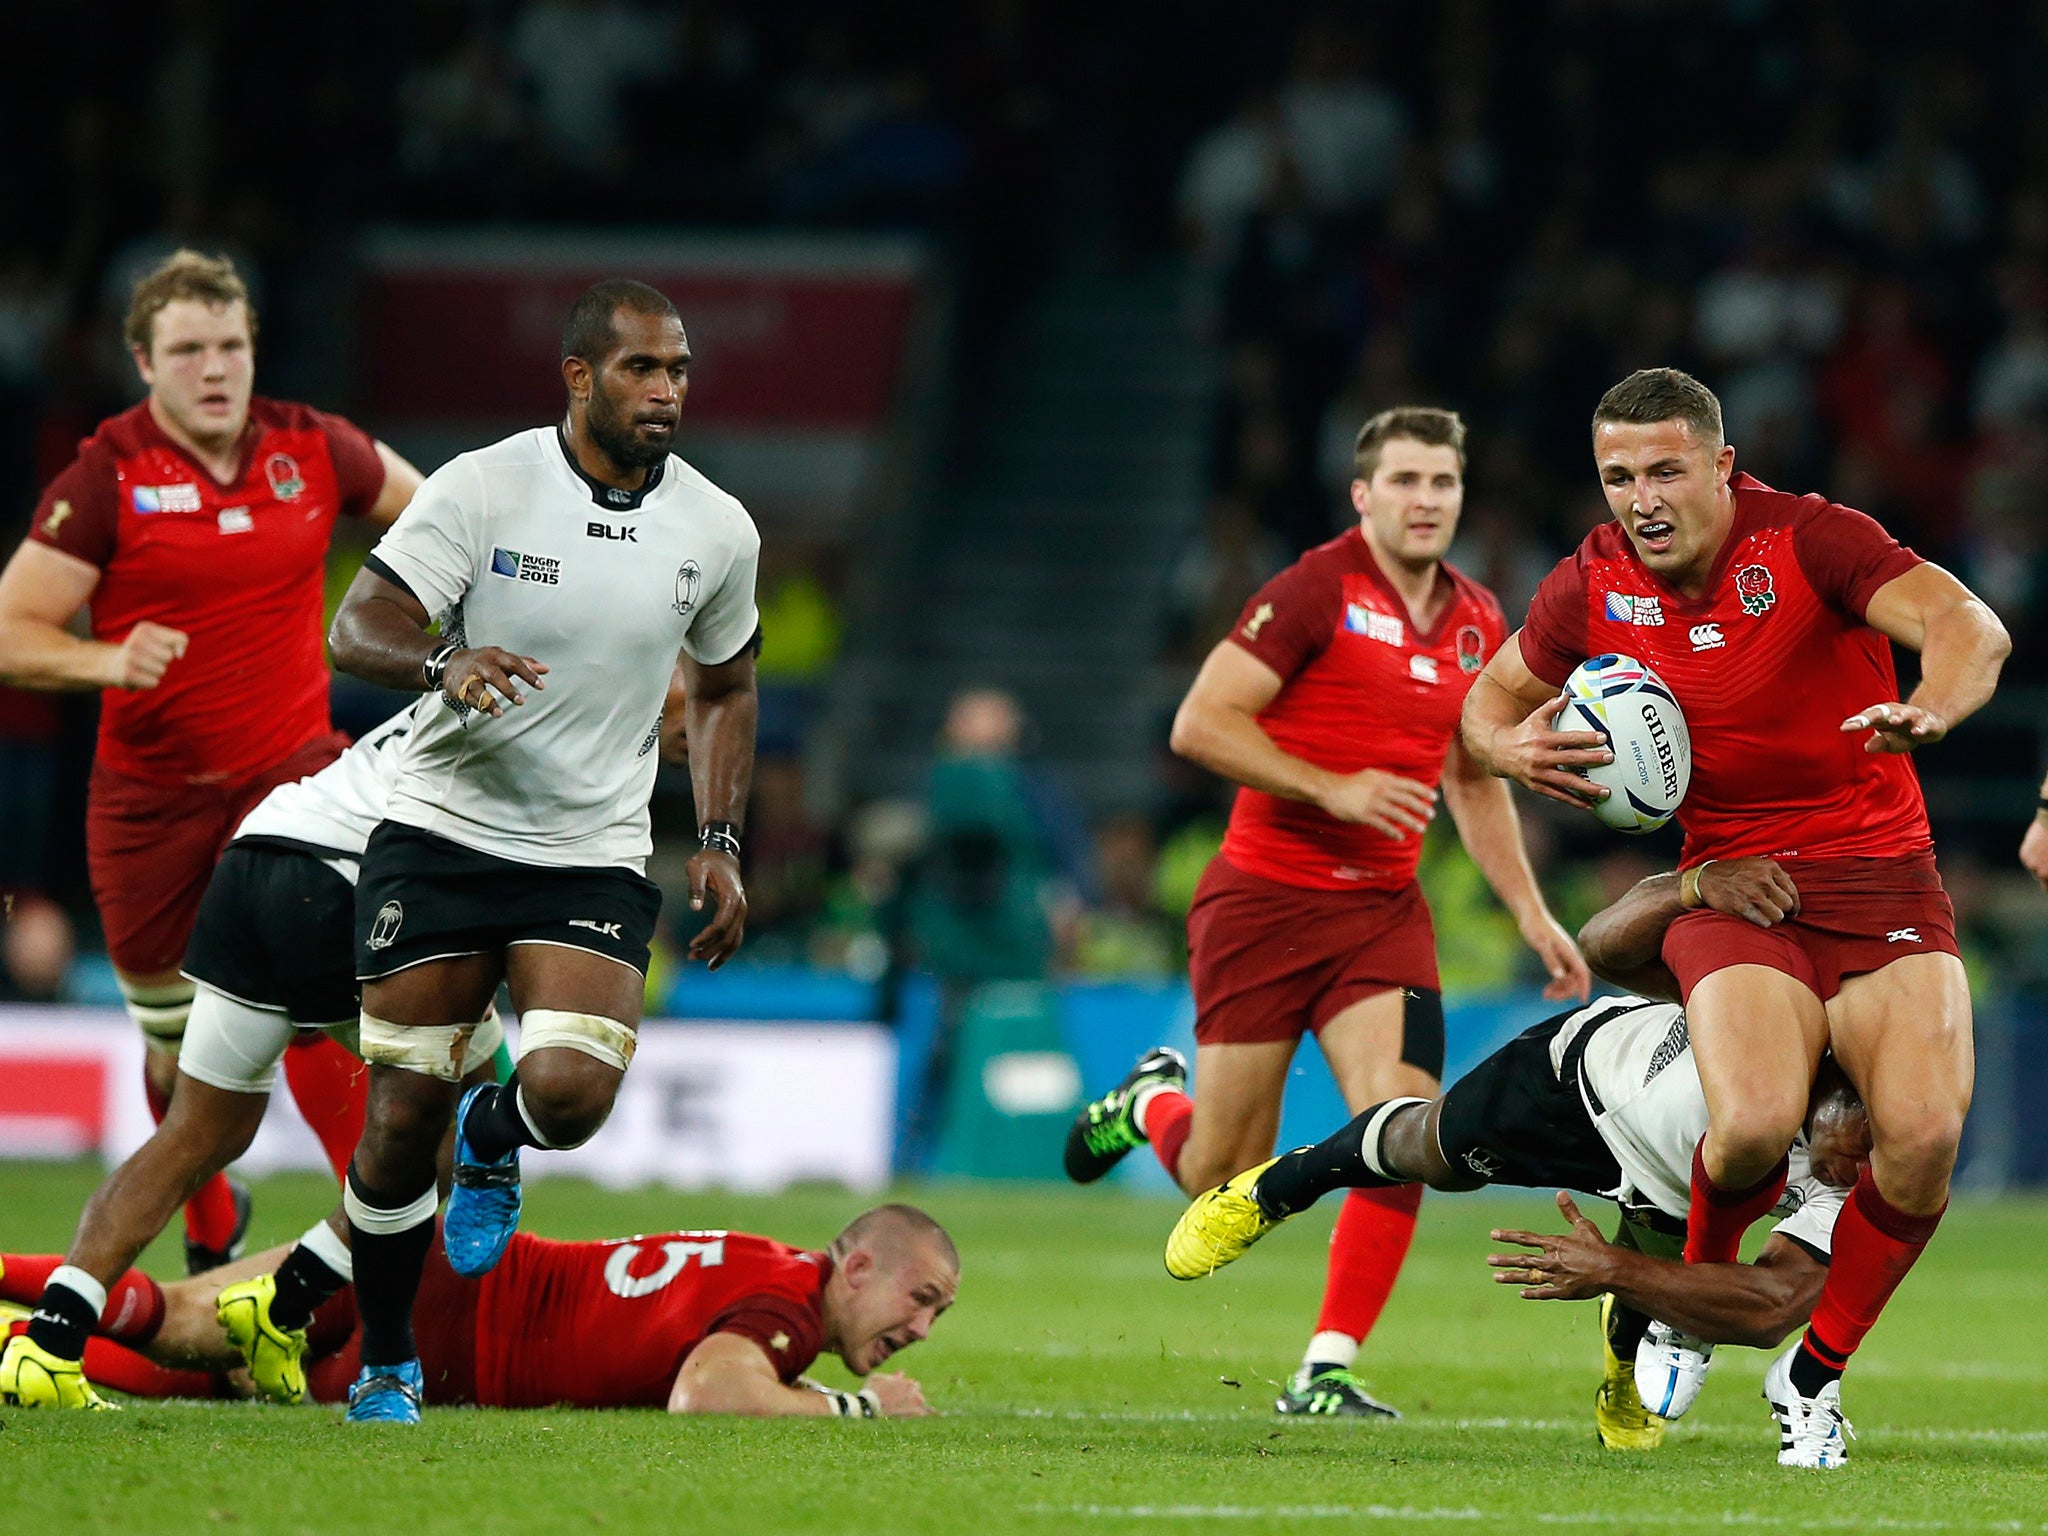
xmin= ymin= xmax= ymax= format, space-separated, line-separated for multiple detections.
xmin=1165 ymin=1157 xmax=1287 ymax=1279
xmin=1594 ymin=1293 xmax=1665 ymax=1450
xmin=215 ymin=1274 xmax=308 ymax=1405
xmin=0 ymin=1333 xmax=119 ymax=1410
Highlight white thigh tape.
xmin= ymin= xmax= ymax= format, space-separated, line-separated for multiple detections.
xmin=177 ymin=987 xmax=296 ymax=1095
xmin=342 ymin=1180 xmax=439 ymax=1236
xmin=122 ymin=978 xmax=197 ymax=1047
xmin=516 ymin=1010 xmax=636 ymax=1073
xmin=358 ymin=1013 xmax=477 ymax=1083
xmin=462 ymin=1007 xmax=506 ymax=1078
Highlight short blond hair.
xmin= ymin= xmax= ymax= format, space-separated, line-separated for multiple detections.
xmin=124 ymin=249 xmax=256 ymax=355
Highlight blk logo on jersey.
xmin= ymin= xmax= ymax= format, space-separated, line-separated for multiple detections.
xmin=491 ymin=547 xmax=561 ymax=585
xmin=586 ymin=521 xmax=639 ymax=542
xmin=1735 ymin=563 xmax=1777 ymax=616
xmin=674 ymin=560 xmax=702 ymax=615
xmin=1605 ymin=592 xmax=1666 ymax=626
xmin=1689 ymin=622 xmax=1725 ymax=651
xmin=265 ymin=452 xmax=304 ymax=501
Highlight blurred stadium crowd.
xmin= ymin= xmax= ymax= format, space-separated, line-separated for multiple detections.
xmin=3 ymin=0 xmax=2046 ymax=1010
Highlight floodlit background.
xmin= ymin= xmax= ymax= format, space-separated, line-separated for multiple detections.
xmin=3 ymin=0 xmax=2047 ymax=1188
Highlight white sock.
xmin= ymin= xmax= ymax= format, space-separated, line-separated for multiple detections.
xmin=298 ymin=1219 xmax=354 ymax=1282
xmin=1303 ymin=1331 xmax=1360 ymax=1373
xmin=47 ymin=1264 xmax=107 ymax=1319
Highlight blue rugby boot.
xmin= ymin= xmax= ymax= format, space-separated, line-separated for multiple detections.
xmin=443 ymin=1083 xmax=522 ymax=1277
xmin=345 ymin=1358 xmax=423 ymax=1424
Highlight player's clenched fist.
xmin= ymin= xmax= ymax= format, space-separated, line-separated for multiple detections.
xmin=104 ymin=621 xmax=188 ymax=689
xmin=863 ymin=1372 xmax=930 ymax=1417
xmin=1488 ymin=694 xmax=1614 ymax=809
xmin=1316 ymin=767 xmax=1438 ymax=839
xmin=441 ymin=647 xmax=548 ymax=716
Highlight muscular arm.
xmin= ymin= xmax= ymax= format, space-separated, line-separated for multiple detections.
xmin=1458 ymin=636 xmax=1610 ymax=807
xmin=1440 ymin=737 xmax=1588 ymax=1001
xmin=678 ymin=644 xmax=758 ymax=968
xmin=658 ymin=658 xmax=690 ymax=767
xmin=328 ymin=566 xmax=546 ymax=716
xmin=365 ymin=442 xmax=425 ymax=528
xmin=1578 ymin=857 xmax=1802 ymax=1000
xmin=667 ymin=1332 xmax=839 ymax=1416
xmin=1488 ymin=1194 xmax=1824 ymax=1349
xmin=1169 ymin=638 xmax=1436 ymax=836
xmin=0 ymin=540 xmax=186 ymax=691
xmin=1849 ymin=563 xmax=2011 ymax=752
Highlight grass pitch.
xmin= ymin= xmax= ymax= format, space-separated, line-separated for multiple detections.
xmin=2 ymin=1162 xmax=2045 ymax=1535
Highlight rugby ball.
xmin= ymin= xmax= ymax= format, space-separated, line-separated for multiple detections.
xmin=1560 ymin=654 xmax=1690 ymax=834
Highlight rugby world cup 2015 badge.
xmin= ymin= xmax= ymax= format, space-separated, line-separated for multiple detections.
xmin=674 ymin=559 xmax=701 ymax=616
xmin=266 ymin=452 xmax=304 ymax=501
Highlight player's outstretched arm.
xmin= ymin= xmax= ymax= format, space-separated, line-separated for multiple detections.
xmin=0 ymin=540 xmax=187 ymax=691
xmin=1459 ymin=635 xmax=1611 ymax=808
xmin=668 ymin=1332 xmax=927 ymax=1417
xmin=1441 ymin=738 xmax=1589 ymax=1002
xmin=1847 ymin=564 xmax=2010 ymax=754
xmin=1488 ymin=1193 xmax=1823 ymax=1349
xmin=679 ymin=644 xmax=756 ymax=969
xmin=1578 ymin=857 xmax=1801 ymax=1000
xmin=1170 ymin=638 xmax=1437 ymax=837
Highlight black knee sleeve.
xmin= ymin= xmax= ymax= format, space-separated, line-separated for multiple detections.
xmin=1398 ymin=987 xmax=1446 ymax=1078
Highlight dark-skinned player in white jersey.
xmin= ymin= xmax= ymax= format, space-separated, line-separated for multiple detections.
xmin=313 ymin=280 xmax=761 ymax=1424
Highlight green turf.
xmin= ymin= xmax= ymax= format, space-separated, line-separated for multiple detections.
xmin=2 ymin=1161 xmax=2045 ymax=1534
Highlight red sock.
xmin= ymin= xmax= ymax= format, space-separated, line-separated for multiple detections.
xmin=1684 ymin=1140 xmax=1788 ymax=1264
xmin=0 ymin=1255 xmax=165 ymax=1345
xmin=81 ymin=1337 xmax=216 ymax=1399
xmin=1315 ymin=1184 xmax=1423 ymax=1343
xmin=148 ymin=1071 xmax=241 ymax=1251
xmin=1142 ymin=1089 xmax=1195 ymax=1184
xmin=1805 ymin=1171 xmax=1944 ymax=1363
xmin=281 ymin=1031 xmax=369 ymax=1185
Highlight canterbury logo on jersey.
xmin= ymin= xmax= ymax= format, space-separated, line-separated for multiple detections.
xmin=1689 ymin=622 xmax=1725 ymax=651
xmin=491 ymin=547 xmax=560 ymax=584
xmin=586 ymin=521 xmax=639 ymax=542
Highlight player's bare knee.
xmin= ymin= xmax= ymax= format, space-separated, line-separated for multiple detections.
xmin=515 ymin=1049 xmax=622 ymax=1147
xmin=1705 ymin=1103 xmax=1801 ymax=1183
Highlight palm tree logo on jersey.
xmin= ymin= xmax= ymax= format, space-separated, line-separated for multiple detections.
xmin=674 ymin=560 xmax=701 ymax=616
xmin=368 ymin=901 xmax=403 ymax=950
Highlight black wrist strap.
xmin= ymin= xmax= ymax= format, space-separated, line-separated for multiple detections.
xmin=421 ymin=641 xmax=461 ymax=693
xmin=700 ymin=820 xmax=742 ymax=860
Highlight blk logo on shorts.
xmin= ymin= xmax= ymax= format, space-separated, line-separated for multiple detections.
xmin=368 ymin=901 xmax=404 ymax=950
xmin=569 ymin=919 xmax=624 ymax=939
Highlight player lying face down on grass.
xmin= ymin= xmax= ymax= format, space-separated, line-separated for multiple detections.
xmin=0 ymin=1206 xmax=956 ymax=1419
xmin=1163 ymin=856 xmax=1870 ymax=1445
xmin=317 ymin=279 xmax=761 ymax=1423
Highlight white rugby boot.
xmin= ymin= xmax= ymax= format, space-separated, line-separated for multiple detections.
xmin=1633 ymin=1319 xmax=1713 ymax=1419
xmin=1762 ymin=1339 xmax=1854 ymax=1470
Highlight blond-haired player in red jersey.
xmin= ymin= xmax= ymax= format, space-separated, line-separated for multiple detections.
xmin=1461 ymin=368 xmax=2010 ymax=1468
xmin=1066 ymin=407 xmax=1589 ymax=1418
xmin=0 ymin=1205 xmax=955 ymax=1419
xmin=0 ymin=251 xmax=421 ymax=1274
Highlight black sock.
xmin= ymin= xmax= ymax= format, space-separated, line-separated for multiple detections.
xmin=345 ymin=1165 xmax=438 ymax=1369
xmin=1788 ymin=1328 xmax=1849 ymax=1397
xmin=268 ymin=1244 xmax=351 ymax=1333
xmin=1605 ymin=1299 xmax=1653 ymax=1357
xmin=460 ymin=1076 xmax=538 ymax=1163
xmin=1251 ymin=1105 xmax=1404 ymax=1218
xmin=25 ymin=1282 xmax=98 ymax=1361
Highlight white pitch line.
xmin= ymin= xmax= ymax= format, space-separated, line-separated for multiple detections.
xmin=988 ymin=1408 xmax=2048 ymax=1446
xmin=1029 ymin=1504 xmax=2048 ymax=1532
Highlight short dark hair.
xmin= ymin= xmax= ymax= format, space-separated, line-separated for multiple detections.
xmin=125 ymin=249 xmax=255 ymax=355
xmin=831 ymin=1204 xmax=959 ymax=1270
xmin=560 ymin=279 xmax=682 ymax=365
xmin=1592 ymin=368 xmax=1724 ymax=446
xmin=1353 ymin=406 xmax=1466 ymax=482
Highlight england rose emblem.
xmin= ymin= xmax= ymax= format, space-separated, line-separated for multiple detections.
xmin=1735 ymin=563 xmax=1776 ymax=616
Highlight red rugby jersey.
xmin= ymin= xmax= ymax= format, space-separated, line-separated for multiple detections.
xmin=473 ymin=1229 xmax=830 ymax=1409
xmin=1519 ymin=473 xmax=1928 ymax=864
xmin=28 ymin=398 xmax=383 ymax=784
xmin=1221 ymin=527 xmax=1508 ymax=892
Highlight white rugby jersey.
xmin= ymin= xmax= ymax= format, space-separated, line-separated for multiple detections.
xmin=1549 ymin=996 xmax=1845 ymax=1258
xmin=232 ymin=704 xmax=421 ymax=861
xmin=363 ymin=428 xmax=759 ymax=871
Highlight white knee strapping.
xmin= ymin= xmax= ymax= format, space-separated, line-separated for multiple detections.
xmin=342 ymin=1180 xmax=439 ymax=1235
xmin=177 ymin=987 xmax=296 ymax=1095
xmin=515 ymin=1010 xmax=636 ymax=1073
xmin=121 ymin=976 xmax=196 ymax=1050
xmin=462 ymin=1006 xmax=506 ymax=1079
xmin=358 ymin=1013 xmax=478 ymax=1083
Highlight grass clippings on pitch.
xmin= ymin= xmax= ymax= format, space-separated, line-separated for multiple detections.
xmin=2 ymin=1163 xmax=2045 ymax=1535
